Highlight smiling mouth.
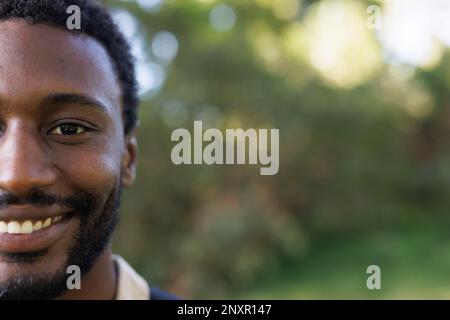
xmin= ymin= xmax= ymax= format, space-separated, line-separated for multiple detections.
xmin=0 ymin=210 xmax=77 ymax=253
xmin=0 ymin=215 xmax=65 ymax=235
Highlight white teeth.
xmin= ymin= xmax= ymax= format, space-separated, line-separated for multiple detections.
xmin=7 ymin=221 xmax=21 ymax=234
xmin=0 ymin=215 xmax=63 ymax=234
xmin=33 ymin=221 xmax=42 ymax=231
xmin=20 ymin=220 xmax=33 ymax=234
xmin=0 ymin=221 xmax=7 ymax=233
xmin=43 ymin=218 xmax=51 ymax=228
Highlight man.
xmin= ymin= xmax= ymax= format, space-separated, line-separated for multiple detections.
xmin=0 ymin=0 xmax=176 ymax=299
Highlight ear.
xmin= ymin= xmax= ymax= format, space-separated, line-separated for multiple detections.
xmin=121 ymin=130 xmax=138 ymax=187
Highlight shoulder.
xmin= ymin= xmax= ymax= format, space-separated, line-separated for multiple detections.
xmin=150 ymin=287 xmax=181 ymax=300
xmin=113 ymin=254 xmax=181 ymax=300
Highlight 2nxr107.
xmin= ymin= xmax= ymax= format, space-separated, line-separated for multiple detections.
xmin=220 ymin=304 xmax=271 ymax=315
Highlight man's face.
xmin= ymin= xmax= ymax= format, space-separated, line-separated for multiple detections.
xmin=0 ymin=20 xmax=137 ymax=299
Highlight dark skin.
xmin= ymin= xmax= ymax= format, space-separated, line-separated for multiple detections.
xmin=0 ymin=20 xmax=138 ymax=299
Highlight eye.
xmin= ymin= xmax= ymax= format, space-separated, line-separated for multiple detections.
xmin=49 ymin=123 xmax=89 ymax=135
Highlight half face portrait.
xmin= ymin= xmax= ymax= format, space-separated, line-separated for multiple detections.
xmin=0 ymin=0 xmax=174 ymax=300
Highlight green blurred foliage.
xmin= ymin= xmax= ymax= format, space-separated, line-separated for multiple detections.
xmin=103 ymin=0 xmax=450 ymax=298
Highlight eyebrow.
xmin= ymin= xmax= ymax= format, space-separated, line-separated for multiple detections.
xmin=40 ymin=93 xmax=110 ymax=114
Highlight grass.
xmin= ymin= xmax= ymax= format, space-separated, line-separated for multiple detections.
xmin=237 ymin=218 xmax=450 ymax=299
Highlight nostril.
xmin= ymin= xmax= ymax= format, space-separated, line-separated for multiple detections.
xmin=0 ymin=161 xmax=59 ymax=196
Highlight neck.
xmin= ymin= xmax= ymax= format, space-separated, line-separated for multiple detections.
xmin=57 ymin=246 xmax=117 ymax=300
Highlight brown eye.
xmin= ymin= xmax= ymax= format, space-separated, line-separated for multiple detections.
xmin=50 ymin=123 xmax=87 ymax=135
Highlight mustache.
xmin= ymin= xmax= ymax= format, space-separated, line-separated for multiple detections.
xmin=0 ymin=190 xmax=97 ymax=214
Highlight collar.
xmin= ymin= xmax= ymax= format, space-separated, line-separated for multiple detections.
xmin=113 ymin=254 xmax=150 ymax=300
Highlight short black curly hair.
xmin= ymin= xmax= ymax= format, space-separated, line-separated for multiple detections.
xmin=0 ymin=0 xmax=138 ymax=134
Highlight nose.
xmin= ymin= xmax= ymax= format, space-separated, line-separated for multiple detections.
xmin=0 ymin=123 xmax=59 ymax=196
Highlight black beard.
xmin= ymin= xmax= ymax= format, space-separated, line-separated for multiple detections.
xmin=0 ymin=184 xmax=121 ymax=300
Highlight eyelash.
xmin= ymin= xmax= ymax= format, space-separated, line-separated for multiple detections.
xmin=48 ymin=123 xmax=93 ymax=136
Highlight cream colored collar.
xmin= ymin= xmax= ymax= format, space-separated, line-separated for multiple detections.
xmin=113 ymin=255 xmax=150 ymax=300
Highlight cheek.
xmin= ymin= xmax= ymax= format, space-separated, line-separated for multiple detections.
xmin=54 ymin=142 xmax=123 ymax=198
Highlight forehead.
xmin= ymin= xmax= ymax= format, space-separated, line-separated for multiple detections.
xmin=0 ymin=19 xmax=120 ymax=113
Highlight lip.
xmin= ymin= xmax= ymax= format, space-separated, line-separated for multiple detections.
xmin=0 ymin=204 xmax=72 ymax=221
xmin=0 ymin=208 xmax=76 ymax=253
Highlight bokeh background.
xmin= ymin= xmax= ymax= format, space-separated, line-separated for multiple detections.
xmin=104 ymin=0 xmax=450 ymax=299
